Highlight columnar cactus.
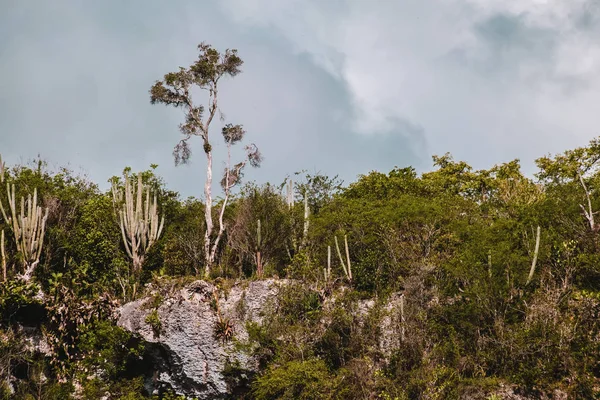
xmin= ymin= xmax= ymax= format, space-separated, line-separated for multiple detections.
xmin=256 ymin=219 xmax=263 ymax=277
xmin=286 ymin=179 xmax=294 ymax=209
xmin=323 ymin=245 xmax=331 ymax=282
xmin=302 ymin=193 xmax=310 ymax=246
xmin=112 ymin=173 xmax=165 ymax=273
xmin=334 ymin=234 xmax=352 ymax=283
xmin=0 ymin=182 xmax=49 ymax=282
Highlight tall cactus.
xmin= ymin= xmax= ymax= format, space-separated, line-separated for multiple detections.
xmin=256 ymin=219 xmax=263 ymax=277
xmin=0 ymin=174 xmax=49 ymax=282
xmin=323 ymin=245 xmax=331 ymax=282
xmin=285 ymin=178 xmax=298 ymax=258
xmin=286 ymin=179 xmax=294 ymax=209
xmin=334 ymin=234 xmax=352 ymax=283
xmin=112 ymin=172 xmax=165 ymax=273
xmin=302 ymin=192 xmax=310 ymax=247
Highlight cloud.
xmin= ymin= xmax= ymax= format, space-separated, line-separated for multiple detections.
xmin=1 ymin=0 xmax=600 ymax=199
xmin=0 ymin=0 xmax=425 ymax=196
xmin=219 ymin=0 xmax=600 ymax=174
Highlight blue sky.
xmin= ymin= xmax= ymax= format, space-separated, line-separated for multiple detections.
xmin=1 ymin=0 xmax=600 ymax=197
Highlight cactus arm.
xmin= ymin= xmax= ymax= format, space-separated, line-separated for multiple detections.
xmin=344 ymin=235 xmax=352 ymax=281
xmin=334 ymin=236 xmax=349 ymax=279
xmin=119 ymin=211 xmax=134 ymax=259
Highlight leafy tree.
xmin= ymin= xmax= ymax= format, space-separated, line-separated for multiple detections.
xmin=161 ymin=197 xmax=205 ymax=276
xmin=150 ymin=42 xmax=262 ymax=277
xmin=536 ymin=137 xmax=600 ymax=232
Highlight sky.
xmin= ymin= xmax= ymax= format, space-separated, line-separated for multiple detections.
xmin=1 ymin=0 xmax=600 ymax=198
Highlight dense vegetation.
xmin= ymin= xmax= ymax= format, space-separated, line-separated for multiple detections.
xmin=1 ymin=43 xmax=600 ymax=399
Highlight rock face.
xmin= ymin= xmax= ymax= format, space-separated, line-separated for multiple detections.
xmin=118 ymin=279 xmax=285 ymax=399
xmin=116 ymin=279 xmax=564 ymax=400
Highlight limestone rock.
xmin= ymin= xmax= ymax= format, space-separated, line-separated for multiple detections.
xmin=118 ymin=279 xmax=284 ymax=399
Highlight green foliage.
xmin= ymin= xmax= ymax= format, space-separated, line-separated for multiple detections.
xmin=77 ymin=320 xmax=143 ymax=378
xmin=214 ymin=317 xmax=234 ymax=343
xmin=285 ymin=250 xmax=317 ymax=280
xmin=276 ymin=284 xmax=322 ymax=325
xmin=145 ymin=309 xmax=162 ymax=337
xmin=161 ymin=198 xmax=205 ymax=276
xmin=142 ymin=292 xmax=164 ymax=337
xmin=44 ymin=279 xmax=119 ymax=379
xmin=227 ymin=183 xmax=292 ymax=277
xmin=314 ymin=301 xmax=355 ymax=369
xmin=0 ymin=280 xmax=43 ymax=325
xmin=252 ymin=359 xmax=339 ymax=400
xmin=292 ymin=171 xmax=344 ymax=215
xmin=4 ymin=124 xmax=600 ymax=397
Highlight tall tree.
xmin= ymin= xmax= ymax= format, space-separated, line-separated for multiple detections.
xmin=150 ymin=43 xmax=261 ymax=277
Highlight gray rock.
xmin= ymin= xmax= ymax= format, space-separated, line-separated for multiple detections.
xmin=118 ymin=279 xmax=284 ymax=399
xmin=21 ymin=326 xmax=52 ymax=356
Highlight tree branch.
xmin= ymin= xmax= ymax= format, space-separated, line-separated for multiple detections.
xmin=578 ymin=172 xmax=596 ymax=231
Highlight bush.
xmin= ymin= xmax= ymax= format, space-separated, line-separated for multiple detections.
xmin=252 ymin=359 xmax=339 ymax=400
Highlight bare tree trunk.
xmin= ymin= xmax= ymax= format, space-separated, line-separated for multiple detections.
xmin=207 ymin=136 xmax=232 ymax=276
xmin=204 ymin=150 xmax=214 ymax=277
xmin=202 ymin=85 xmax=219 ymax=278
xmin=526 ymin=226 xmax=541 ymax=285
xmin=209 ymin=193 xmax=229 ymax=270
xmin=578 ymin=172 xmax=596 ymax=231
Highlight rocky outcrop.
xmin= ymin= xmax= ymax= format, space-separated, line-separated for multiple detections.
xmin=118 ymin=279 xmax=285 ymax=399
xmin=115 ymin=278 xmax=566 ymax=400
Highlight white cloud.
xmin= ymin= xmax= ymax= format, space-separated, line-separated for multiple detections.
xmin=3 ymin=0 xmax=600 ymax=198
xmin=219 ymin=0 xmax=600 ymax=172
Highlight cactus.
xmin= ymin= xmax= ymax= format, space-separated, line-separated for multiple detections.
xmin=112 ymin=172 xmax=165 ymax=273
xmin=0 ymin=184 xmax=49 ymax=282
xmin=302 ymin=192 xmax=309 ymax=246
xmin=334 ymin=234 xmax=352 ymax=282
xmin=256 ymin=219 xmax=263 ymax=277
xmin=323 ymin=245 xmax=332 ymax=282
xmin=286 ymin=179 xmax=294 ymax=209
